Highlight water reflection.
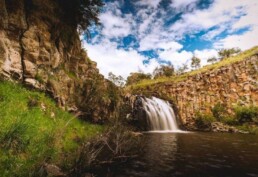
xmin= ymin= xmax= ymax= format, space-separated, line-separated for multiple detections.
xmin=100 ymin=133 xmax=258 ymax=177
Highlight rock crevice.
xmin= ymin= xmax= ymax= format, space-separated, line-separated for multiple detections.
xmin=0 ymin=0 xmax=120 ymax=122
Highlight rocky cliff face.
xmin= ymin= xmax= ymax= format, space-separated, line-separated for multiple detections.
xmin=131 ymin=55 xmax=258 ymax=129
xmin=0 ymin=0 xmax=120 ymax=122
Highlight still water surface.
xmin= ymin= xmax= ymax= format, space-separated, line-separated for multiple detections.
xmin=100 ymin=133 xmax=258 ymax=177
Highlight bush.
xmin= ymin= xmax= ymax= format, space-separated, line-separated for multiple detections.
xmin=221 ymin=116 xmax=238 ymax=126
xmin=153 ymin=65 xmax=175 ymax=78
xmin=195 ymin=113 xmax=216 ymax=129
xmin=211 ymin=103 xmax=227 ymax=121
xmin=126 ymin=72 xmax=152 ymax=85
xmin=234 ymin=106 xmax=258 ymax=124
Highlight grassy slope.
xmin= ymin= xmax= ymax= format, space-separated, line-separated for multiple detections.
xmin=127 ymin=46 xmax=258 ymax=90
xmin=0 ymin=81 xmax=103 ymax=176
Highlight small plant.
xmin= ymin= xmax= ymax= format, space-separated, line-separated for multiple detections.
xmin=211 ymin=103 xmax=227 ymax=121
xmin=0 ymin=119 xmax=29 ymax=153
xmin=27 ymin=96 xmax=40 ymax=108
xmin=234 ymin=106 xmax=258 ymax=124
xmin=221 ymin=116 xmax=238 ymax=125
xmin=35 ymin=73 xmax=44 ymax=84
xmin=195 ymin=112 xmax=216 ymax=129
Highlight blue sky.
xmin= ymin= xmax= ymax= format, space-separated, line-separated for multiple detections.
xmin=83 ymin=0 xmax=258 ymax=78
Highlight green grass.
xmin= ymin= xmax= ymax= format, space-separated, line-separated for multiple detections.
xmin=0 ymin=81 xmax=104 ymax=176
xmin=127 ymin=46 xmax=258 ymax=89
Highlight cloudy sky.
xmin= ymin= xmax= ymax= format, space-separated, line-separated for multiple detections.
xmin=83 ymin=0 xmax=258 ymax=79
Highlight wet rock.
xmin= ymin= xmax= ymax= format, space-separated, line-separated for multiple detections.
xmin=211 ymin=122 xmax=248 ymax=134
xmin=132 ymin=96 xmax=149 ymax=131
xmin=44 ymin=163 xmax=66 ymax=177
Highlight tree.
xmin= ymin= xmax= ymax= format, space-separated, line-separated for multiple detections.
xmin=207 ymin=57 xmax=217 ymax=64
xmin=108 ymin=72 xmax=125 ymax=87
xmin=218 ymin=48 xmax=241 ymax=60
xmin=126 ymin=72 xmax=152 ymax=85
xmin=191 ymin=56 xmax=201 ymax=69
xmin=153 ymin=64 xmax=175 ymax=78
xmin=176 ymin=63 xmax=188 ymax=75
xmin=52 ymin=0 xmax=103 ymax=46
xmin=58 ymin=0 xmax=104 ymax=33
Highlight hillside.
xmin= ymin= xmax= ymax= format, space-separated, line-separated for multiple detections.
xmin=0 ymin=80 xmax=103 ymax=176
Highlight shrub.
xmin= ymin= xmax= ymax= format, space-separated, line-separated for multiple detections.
xmin=221 ymin=116 xmax=238 ymax=125
xmin=153 ymin=64 xmax=175 ymax=78
xmin=195 ymin=113 xmax=216 ymax=129
xmin=211 ymin=103 xmax=227 ymax=121
xmin=126 ymin=72 xmax=152 ymax=85
xmin=234 ymin=106 xmax=258 ymax=124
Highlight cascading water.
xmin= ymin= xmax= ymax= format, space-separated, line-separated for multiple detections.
xmin=141 ymin=97 xmax=181 ymax=132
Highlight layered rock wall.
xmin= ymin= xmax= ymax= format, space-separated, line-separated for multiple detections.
xmin=132 ymin=55 xmax=258 ymax=129
xmin=0 ymin=0 xmax=120 ymax=122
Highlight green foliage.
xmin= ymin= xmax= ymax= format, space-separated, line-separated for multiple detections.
xmin=237 ymin=124 xmax=258 ymax=134
xmin=0 ymin=81 xmax=103 ymax=176
xmin=191 ymin=56 xmax=201 ymax=69
xmin=220 ymin=116 xmax=238 ymax=126
xmin=195 ymin=113 xmax=216 ymax=129
xmin=207 ymin=57 xmax=217 ymax=64
xmin=108 ymin=72 xmax=125 ymax=87
xmin=153 ymin=64 xmax=175 ymax=78
xmin=35 ymin=73 xmax=44 ymax=83
xmin=106 ymin=81 xmax=121 ymax=112
xmin=218 ymin=47 xmax=241 ymax=60
xmin=176 ymin=63 xmax=188 ymax=75
xmin=211 ymin=103 xmax=227 ymax=121
xmin=126 ymin=72 xmax=152 ymax=85
xmin=0 ymin=119 xmax=29 ymax=153
xmin=57 ymin=0 xmax=104 ymax=33
xmin=234 ymin=106 xmax=258 ymax=124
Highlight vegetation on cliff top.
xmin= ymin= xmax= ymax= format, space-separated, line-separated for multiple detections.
xmin=126 ymin=46 xmax=258 ymax=89
xmin=0 ymin=81 xmax=103 ymax=176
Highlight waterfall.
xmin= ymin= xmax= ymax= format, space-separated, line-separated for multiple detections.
xmin=141 ymin=97 xmax=181 ymax=132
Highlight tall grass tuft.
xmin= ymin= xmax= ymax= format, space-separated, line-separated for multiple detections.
xmin=0 ymin=81 xmax=104 ymax=176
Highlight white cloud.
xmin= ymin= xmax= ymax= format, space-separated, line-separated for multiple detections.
xmin=171 ymin=0 xmax=199 ymax=11
xmin=159 ymin=50 xmax=193 ymax=68
xmin=83 ymin=40 xmax=160 ymax=79
xmin=98 ymin=1 xmax=136 ymax=39
xmin=194 ymin=49 xmax=219 ymax=65
xmin=169 ymin=0 xmax=248 ymax=38
xmin=139 ymin=33 xmax=182 ymax=51
xmin=201 ymin=26 xmax=226 ymax=40
xmin=214 ymin=1 xmax=258 ymax=50
xmin=134 ymin=0 xmax=161 ymax=8
xmin=214 ymin=28 xmax=258 ymax=50
xmin=231 ymin=3 xmax=258 ymax=30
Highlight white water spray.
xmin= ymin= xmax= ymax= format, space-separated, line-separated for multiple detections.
xmin=141 ymin=97 xmax=182 ymax=132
